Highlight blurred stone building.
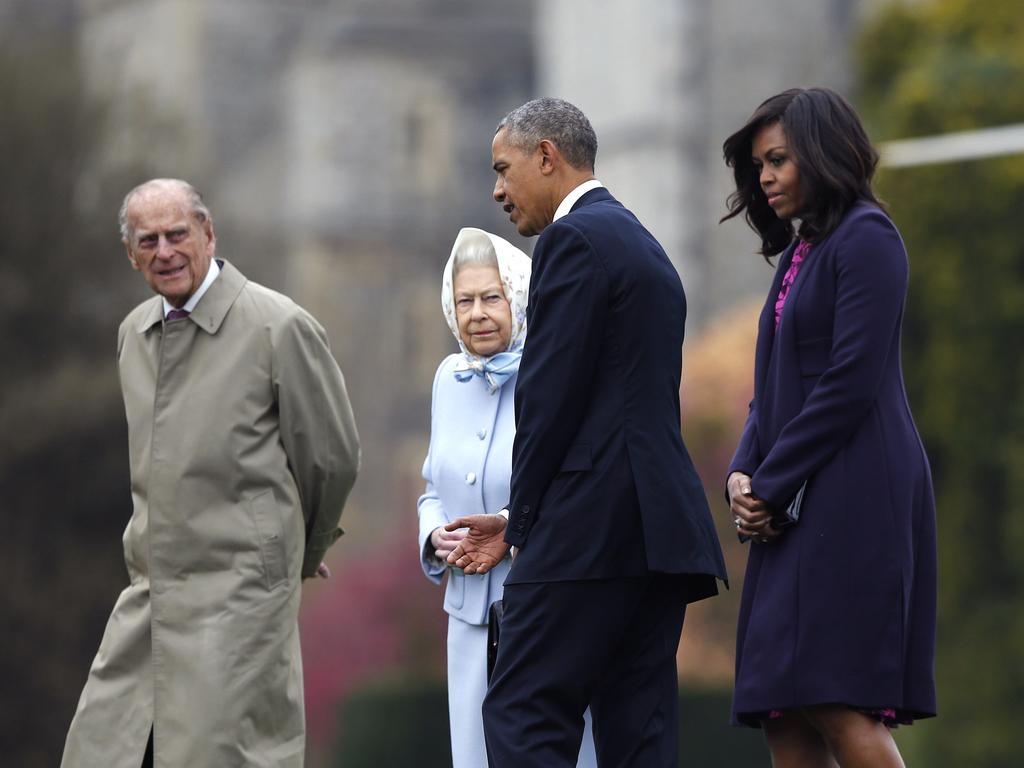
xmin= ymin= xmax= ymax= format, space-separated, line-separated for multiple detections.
xmin=73 ymin=0 xmax=534 ymax=547
xmin=1 ymin=2 xmax=897 ymax=764
xmin=538 ymin=0 xmax=883 ymax=324
xmin=71 ymin=0 xmax=879 ymax=546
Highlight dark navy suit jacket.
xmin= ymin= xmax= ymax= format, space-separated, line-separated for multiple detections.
xmin=503 ymin=187 xmax=726 ymax=592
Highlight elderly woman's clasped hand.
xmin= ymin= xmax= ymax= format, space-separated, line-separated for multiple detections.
xmin=429 ymin=525 xmax=467 ymax=562
xmin=727 ymin=472 xmax=782 ymax=544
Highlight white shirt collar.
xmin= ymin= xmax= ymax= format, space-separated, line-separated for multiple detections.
xmin=553 ymin=179 xmax=604 ymax=222
xmin=162 ymin=258 xmax=221 ymax=317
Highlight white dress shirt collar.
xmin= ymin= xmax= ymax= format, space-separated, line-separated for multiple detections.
xmin=553 ymin=179 xmax=604 ymax=222
xmin=162 ymin=258 xmax=221 ymax=317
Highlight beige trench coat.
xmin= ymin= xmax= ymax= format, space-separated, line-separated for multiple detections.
xmin=62 ymin=261 xmax=359 ymax=768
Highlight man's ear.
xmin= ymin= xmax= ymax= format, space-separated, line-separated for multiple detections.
xmin=538 ymin=139 xmax=559 ymax=176
xmin=125 ymin=243 xmax=140 ymax=271
xmin=202 ymin=218 xmax=217 ymax=256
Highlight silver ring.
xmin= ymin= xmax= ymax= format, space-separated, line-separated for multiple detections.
xmin=734 ymin=517 xmax=742 ymax=528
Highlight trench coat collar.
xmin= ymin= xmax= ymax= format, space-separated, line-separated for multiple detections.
xmin=135 ymin=259 xmax=247 ymax=335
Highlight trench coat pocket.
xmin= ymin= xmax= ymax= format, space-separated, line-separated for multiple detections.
xmin=558 ymin=442 xmax=592 ymax=473
xmin=247 ymin=490 xmax=288 ymax=590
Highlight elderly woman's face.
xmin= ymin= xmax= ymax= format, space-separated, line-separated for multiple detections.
xmin=453 ymin=264 xmax=512 ymax=358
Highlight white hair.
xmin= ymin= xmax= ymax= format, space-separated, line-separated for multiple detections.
xmin=118 ymin=178 xmax=211 ymax=242
xmin=451 ymin=230 xmax=499 ymax=280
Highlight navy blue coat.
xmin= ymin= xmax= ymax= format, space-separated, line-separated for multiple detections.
xmin=503 ymin=187 xmax=726 ymax=592
xmin=729 ymin=202 xmax=937 ymax=724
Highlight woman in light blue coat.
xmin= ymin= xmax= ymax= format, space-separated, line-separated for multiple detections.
xmin=419 ymin=228 xmax=596 ymax=767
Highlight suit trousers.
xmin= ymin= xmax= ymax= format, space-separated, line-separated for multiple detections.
xmin=447 ymin=615 xmax=598 ymax=767
xmin=483 ymin=575 xmax=688 ymax=767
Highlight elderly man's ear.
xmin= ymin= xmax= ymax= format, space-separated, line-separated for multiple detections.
xmin=126 ymin=244 xmax=140 ymax=272
xmin=202 ymin=218 xmax=216 ymax=252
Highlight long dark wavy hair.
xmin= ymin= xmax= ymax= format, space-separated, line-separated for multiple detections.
xmin=721 ymin=87 xmax=884 ymax=259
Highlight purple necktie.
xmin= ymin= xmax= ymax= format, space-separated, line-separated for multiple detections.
xmin=166 ymin=309 xmax=190 ymax=322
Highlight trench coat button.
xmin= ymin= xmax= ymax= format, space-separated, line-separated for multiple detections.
xmin=477 ymin=428 xmax=487 ymax=440
xmin=466 ymin=472 xmax=477 ymax=485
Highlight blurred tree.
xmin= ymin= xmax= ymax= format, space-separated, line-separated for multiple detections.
xmin=677 ymin=300 xmax=761 ymax=685
xmin=299 ymin=530 xmax=448 ymax=755
xmin=327 ymin=678 xmax=452 ymax=768
xmin=857 ymin=2 xmax=1024 ymax=766
xmin=327 ymin=681 xmax=768 ymax=767
xmin=0 ymin=26 xmax=151 ymax=768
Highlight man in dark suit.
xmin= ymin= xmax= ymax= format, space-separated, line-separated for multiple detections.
xmin=447 ymin=98 xmax=726 ymax=767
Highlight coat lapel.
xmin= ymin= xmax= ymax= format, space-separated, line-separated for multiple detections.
xmin=754 ymin=241 xmax=797 ymax=399
xmin=135 ymin=297 xmax=164 ymax=334
xmin=133 ymin=260 xmax=247 ymax=336
xmin=187 ymin=260 xmax=247 ymax=335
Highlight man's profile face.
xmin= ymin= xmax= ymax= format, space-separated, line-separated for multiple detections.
xmin=124 ymin=188 xmax=215 ymax=308
xmin=491 ymin=128 xmax=551 ymax=237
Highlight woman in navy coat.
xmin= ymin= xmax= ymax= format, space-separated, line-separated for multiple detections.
xmin=418 ymin=228 xmax=596 ymax=767
xmin=721 ymin=88 xmax=937 ymax=767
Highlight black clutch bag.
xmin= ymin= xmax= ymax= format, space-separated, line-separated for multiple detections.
xmin=486 ymin=599 xmax=504 ymax=681
xmin=775 ymin=480 xmax=807 ymax=527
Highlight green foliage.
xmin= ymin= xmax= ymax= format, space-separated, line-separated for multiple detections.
xmin=678 ymin=687 xmax=767 ymax=766
xmin=328 ymin=678 xmax=452 ymax=768
xmin=858 ymin=3 xmax=1024 ymax=766
xmin=328 ymin=680 xmax=766 ymax=767
xmin=858 ymin=0 xmax=1024 ymax=137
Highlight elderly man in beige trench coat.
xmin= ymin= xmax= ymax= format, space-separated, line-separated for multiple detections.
xmin=61 ymin=178 xmax=360 ymax=768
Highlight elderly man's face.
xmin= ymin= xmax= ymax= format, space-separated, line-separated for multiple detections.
xmin=492 ymin=128 xmax=552 ymax=237
xmin=124 ymin=188 xmax=215 ymax=308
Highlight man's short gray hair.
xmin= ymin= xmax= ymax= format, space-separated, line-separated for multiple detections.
xmin=497 ymin=98 xmax=598 ymax=171
xmin=118 ymin=178 xmax=212 ymax=242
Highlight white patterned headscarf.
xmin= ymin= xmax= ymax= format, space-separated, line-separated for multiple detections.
xmin=441 ymin=227 xmax=531 ymax=391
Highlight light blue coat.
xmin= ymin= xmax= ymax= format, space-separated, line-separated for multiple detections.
xmin=418 ymin=353 xmax=513 ymax=624
xmin=419 ymin=354 xmax=598 ymax=768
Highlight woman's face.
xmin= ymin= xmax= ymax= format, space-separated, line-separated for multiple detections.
xmin=751 ymin=122 xmax=805 ymax=220
xmin=453 ymin=264 xmax=512 ymax=358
